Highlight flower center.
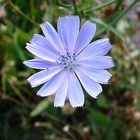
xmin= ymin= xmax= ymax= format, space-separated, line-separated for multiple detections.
xmin=58 ymin=52 xmax=76 ymax=69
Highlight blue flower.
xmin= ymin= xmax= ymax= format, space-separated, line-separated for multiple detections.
xmin=23 ymin=15 xmax=114 ymax=107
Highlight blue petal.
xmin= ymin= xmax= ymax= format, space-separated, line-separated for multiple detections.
xmin=75 ymin=21 xmax=96 ymax=54
xmin=57 ymin=15 xmax=80 ymax=54
xmin=26 ymin=42 xmax=58 ymax=62
xmin=77 ymin=56 xmax=114 ymax=69
xmin=76 ymin=66 xmax=112 ymax=84
xmin=74 ymin=68 xmax=102 ymax=98
xmin=30 ymin=34 xmax=59 ymax=54
xmin=54 ymin=70 xmax=69 ymax=107
xmin=37 ymin=70 xmax=67 ymax=97
xmin=40 ymin=21 xmax=65 ymax=54
xmin=79 ymin=38 xmax=112 ymax=58
xmin=27 ymin=67 xmax=62 ymax=87
xmin=68 ymin=70 xmax=84 ymax=107
xmin=23 ymin=58 xmax=58 ymax=69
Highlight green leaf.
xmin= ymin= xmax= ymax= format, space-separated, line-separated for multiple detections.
xmin=89 ymin=108 xmax=110 ymax=126
xmin=30 ymin=99 xmax=49 ymax=117
xmin=97 ymin=95 xmax=109 ymax=108
xmin=13 ymin=28 xmax=27 ymax=61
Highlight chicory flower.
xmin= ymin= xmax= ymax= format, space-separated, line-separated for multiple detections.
xmin=24 ymin=15 xmax=114 ymax=107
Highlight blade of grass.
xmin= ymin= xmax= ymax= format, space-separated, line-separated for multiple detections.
xmin=30 ymin=0 xmax=35 ymax=21
xmin=113 ymin=0 xmax=123 ymax=12
xmin=30 ymin=99 xmax=49 ymax=117
xmin=111 ymin=0 xmax=140 ymax=25
xmin=2 ymin=71 xmax=6 ymax=93
xmin=91 ymin=0 xmax=139 ymax=36
xmin=72 ymin=0 xmax=79 ymax=14
xmin=57 ymin=0 xmax=72 ymax=8
xmin=8 ymin=80 xmax=26 ymax=102
xmin=13 ymin=28 xmax=27 ymax=61
xmin=84 ymin=0 xmax=117 ymax=12
xmin=9 ymin=1 xmax=38 ymax=27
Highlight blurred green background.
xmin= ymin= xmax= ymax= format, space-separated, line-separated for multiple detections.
xmin=0 ymin=0 xmax=140 ymax=140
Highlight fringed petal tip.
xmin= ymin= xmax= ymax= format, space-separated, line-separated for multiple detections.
xmin=59 ymin=15 xmax=79 ymax=19
xmin=40 ymin=21 xmax=48 ymax=27
xmin=94 ymin=93 xmax=101 ymax=99
xmin=31 ymin=84 xmax=36 ymax=88
xmin=27 ymin=80 xmax=35 ymax=88
xmin=54 ymin=103 xmax=84 ymax=108
xmin=91 ymin=91 xmax=102 ymax=99
xmin=107 ymin=76 xmax=112 ymax=83
xmin=27 ymin=77 xmax=31 ymax=82
xmin=23 ymin=61 xmax=27 ymax=65
xmin=54 ymin=105 xmax=64 ymax=108
xmin=54 ymin=104 xmax=84 ymax=108
xmin=105 ymin=39 xmax=112 ymax=49
xmin=72 ymin=104 xmax=84 ymax=108
xmin=86 ymin=20 xmax=96 ymax=27
xmin=104 ymin=73 xmax=113 ymax=84
xmin=26 ymin=79 xmax=38 ymax=88
xmin=36 ymin=92 xmax=46 ymax=97
xmin=57 ymin=15 xmax=80 ymax=26
xmin=25 ymin=43 xmax=31 ymax=50
xmin=110 ymin=61 xmax=115 ymax=68
xmin=29 ymin=34 xmax=39 ymax=43
xmin=25 ymin=42 xmax=30 ymax=46
xmin=26 ymin=77 xmax=37 ymax=88
xmin=23 ymin=60 xmax=33 ymax=67
xmin=26 ymin=42 xmax=37 ymax=48
xmin=40 ymin=21 xmax=53 ymax=31
xmin=106 ymin=56 xmax=115 ymax=69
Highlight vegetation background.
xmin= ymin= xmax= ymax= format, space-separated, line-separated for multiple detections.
xmin=0 ymin=0 xmax=140 ymax=140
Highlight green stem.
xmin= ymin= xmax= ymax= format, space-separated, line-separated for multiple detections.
xmin=93 ymin=0 xmax=139 ymax=36
xmin=2 ymin=72 xmax=6 ymax=93
xmin=57 ymin=0 xmax=72 ymax=8
xmin=9 ymin=1 xmax=38 ymax=27
xmin=85 ymin=0 xmax=117 ymax=12
xmin=8 ymin=81 xmax=26 ymax=102
xmin=111 ymin=0 xmax=139 ymax=25
xmin=72 ymin=0 xmax=78 ymax=15
xmin=1 ymin=2 xmax=9 ymax=9
xmin=30 ymin=0 xmax=35 ymax=20
xmin=113 ymin=0 xmax=122 ymax=12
